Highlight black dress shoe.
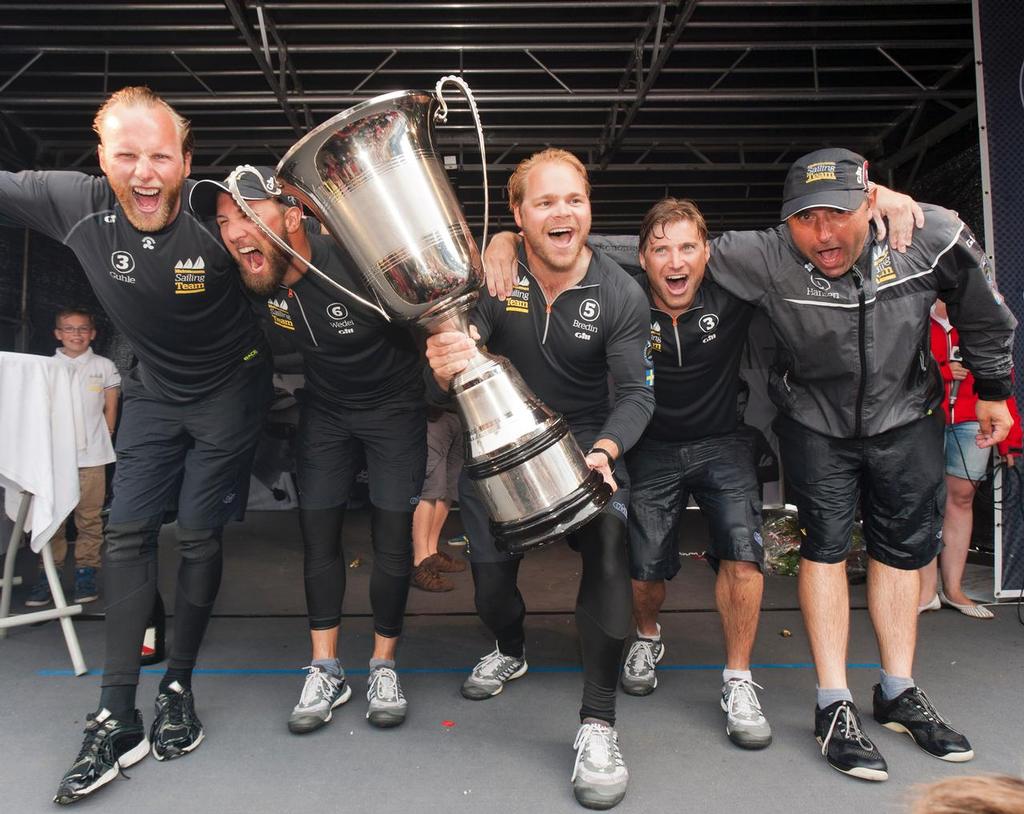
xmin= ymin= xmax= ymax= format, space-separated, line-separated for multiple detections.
xmin=872 ymin=685 xmax=974 ymax=762
xmin=814 ymin=700 xmax=888 ymax=781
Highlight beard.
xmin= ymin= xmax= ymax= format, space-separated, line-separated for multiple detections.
xmin=237 ymin=240 xmax=291 ymax=297
xmin=108 ymin=174 xmax=185 ymax=233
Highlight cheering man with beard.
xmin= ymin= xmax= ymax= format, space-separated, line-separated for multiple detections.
xmin=0 ymin=88 xmax=272 ymax=804
xmin=190 ymin=167 xmax=426 ymax=734
xmin=424 ymin=148 xmax=654 ymax=810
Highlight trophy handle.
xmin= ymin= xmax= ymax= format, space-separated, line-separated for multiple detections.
xmin=433 ymin=75 xmax=489 ymax=256
xmin=226 ymin=165 xmax=392 ymax=322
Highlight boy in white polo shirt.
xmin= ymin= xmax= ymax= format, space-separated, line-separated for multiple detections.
xmin=25 ymin=307 xmax=120 ymax=606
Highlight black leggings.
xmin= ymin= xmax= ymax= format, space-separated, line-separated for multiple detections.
xmin=473 ymin=513 xmax=631 ymax=725
xmin=301 ymin=505 xmax=412 ymax=638
xmin=101 ymin=517 xmax=223 ymax=688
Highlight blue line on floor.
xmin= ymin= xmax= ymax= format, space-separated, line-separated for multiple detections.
xmin=36 ymin=661 xmax=881 ymax=677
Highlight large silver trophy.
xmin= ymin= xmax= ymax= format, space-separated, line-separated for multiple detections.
xmin=230 ymin=77 xmax=610 ymax=553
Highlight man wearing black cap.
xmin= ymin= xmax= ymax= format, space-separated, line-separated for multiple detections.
xmin=190 ymin=166 xmax=427 ymax=734
xmin=0 ymin=88 xmax=273 ymax=805
xmin=708 ymin=148 xmax=1013 ymax=781
xmin=483 ymin=150 xmax=1015 ymax=781
xmin=680 ymin=150 xmax=1011 ymax=780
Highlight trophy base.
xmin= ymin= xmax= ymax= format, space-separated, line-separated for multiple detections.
xmin=491 ymin=470 xmax=612 ymax=555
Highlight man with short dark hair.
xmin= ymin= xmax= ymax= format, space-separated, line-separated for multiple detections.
xmin=426 ymin=147 xmax=654 ymax=810
xmin=190 ymin=166 xmax=426 ymax=734
xmin=618 ymin=197 xmax=771 ymax=749
xmin=0 ymin=87 xmax=272 ymax=805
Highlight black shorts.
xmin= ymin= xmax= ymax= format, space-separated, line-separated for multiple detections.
xmin=421 ymin=412 xmax=464 ymax=502
xmin=625 ymin=431 xmax=763 ymax=581
xmin=459 ymin=427 xmax=630 ymax=563
xmin=109 ymin=355 xmax=273 ymax=529
xmin=296 ymin=398 xmax=426 ymax=512
xmin=774 ymin=412 xmax=944 ymax=570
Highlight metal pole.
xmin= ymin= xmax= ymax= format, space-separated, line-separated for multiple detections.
xmin=17 ymin=229 xmax=29 ymax=353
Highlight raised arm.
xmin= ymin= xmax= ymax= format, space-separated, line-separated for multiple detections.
xmin=869 ymin=183 xmax=925 ymax=252
xmin=481 ymin=231 xmax=522 ymax=300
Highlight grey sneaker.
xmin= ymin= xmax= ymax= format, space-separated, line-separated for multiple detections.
xmin=571 ymin=722 xmax=629 ymax=810
xmin=366 ymin=666 xmax=407 ymax=728
xmin=460 ymin=646 xmax=528 ymax=700
xmin=620 ymin=638 xmax=664 ymax=696
xmin=288 ymin=665 xmax=352 ymax=734
xmin=721 ymin=678 xmax=773 ymax=749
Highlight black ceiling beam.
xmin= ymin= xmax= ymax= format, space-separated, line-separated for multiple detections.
xmin=0 ymin=39 xmax=973 ymax=54
xmin=222 ymin=0 xmax=304 ymax=136
xmin=873 ymin=102 xmax=977 ymax=173
xmin=0 ymin=89 xmax=975 ymax=106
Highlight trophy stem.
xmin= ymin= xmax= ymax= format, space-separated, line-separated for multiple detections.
xmin=419 ymin=290 xmax=479 ymax=336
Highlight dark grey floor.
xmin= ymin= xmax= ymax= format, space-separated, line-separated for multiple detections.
xmin=2 ymin=509 xmax=1022 ymax=814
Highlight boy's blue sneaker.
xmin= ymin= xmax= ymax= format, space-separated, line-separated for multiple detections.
xmin=73 ymin=567 xmax=99 ymax=604
xmin=25 ymin=574 xmax=53 ymax=607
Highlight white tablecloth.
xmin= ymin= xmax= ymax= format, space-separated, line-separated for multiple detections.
xmin=0 ymin=352 xmax=85 ymax=552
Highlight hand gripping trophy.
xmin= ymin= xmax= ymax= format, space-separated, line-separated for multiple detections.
xmin=229 ymin=76 xmax=609 ymax=553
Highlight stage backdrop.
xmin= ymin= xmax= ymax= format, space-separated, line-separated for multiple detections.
xmin=976 ymin=0 xmax=1024 ymax=597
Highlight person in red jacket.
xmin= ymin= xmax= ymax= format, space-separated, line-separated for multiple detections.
xmin=920 ymin=300 xmax=1022 ymax=618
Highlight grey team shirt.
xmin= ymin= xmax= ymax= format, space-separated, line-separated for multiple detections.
xmin=0 ymin=171 xmax=264 ymax=402
xmin=470 ymin=245 xmax=655 ymax=456
xmin=261 ymin=234 xmax=423 ymax=409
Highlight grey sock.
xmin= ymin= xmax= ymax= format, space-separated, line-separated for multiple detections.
xmin=879 ymin=669 xmax=915 ymax=701
xmin=369 ymin=658 xmax=395 ymax=671
xmin=816 ymin=687 xmax=854 ymax=709
xmin=312 ymin=658 xmax=344 ymax=679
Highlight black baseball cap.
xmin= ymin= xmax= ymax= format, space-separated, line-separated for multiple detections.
xmin=189 ymin=165 xmax=299 ymax=218
xmin=780 ymin=148 xmax=870 ymax=221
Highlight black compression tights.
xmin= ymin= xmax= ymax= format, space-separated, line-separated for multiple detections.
xmin=473 ymin=512 xmax=631 ymax=726
xmin=301 ymin=505 xmax=412 ymax=637
xmin=100 ymin=519 xmax=223 ymax=714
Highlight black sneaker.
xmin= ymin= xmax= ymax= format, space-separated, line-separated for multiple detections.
xmin=872 ymin=685 xmax=974 ymax=762
xmin=814 ymin=700 xmax=888 ymax=781
xmin=54 ymin=709 xmax=149 ymax=805
xmin=150 ymin=682 xmax=204 ymax=761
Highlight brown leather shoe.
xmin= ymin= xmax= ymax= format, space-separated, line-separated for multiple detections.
xmin=427 ymin=550 xmax=467 ymax=574
xmin=411 ymin=563 xmax=454 ymax=592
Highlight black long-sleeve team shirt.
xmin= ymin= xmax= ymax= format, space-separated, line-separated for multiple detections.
xmin=469 ymin=245 xmax=655 ymax=455
xmin=635 ymin=276 xmax=755 ymax=443
xmin=0 ymin=170 xmax=265 ymax=402
xmin=259 ymin=234 xmax=423 ymax=409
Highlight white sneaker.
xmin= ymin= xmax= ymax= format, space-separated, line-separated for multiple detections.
xmin=460 ymin=646 xmax=527 ymax=700
xmin=366 ymin=665 xmax=407 ymax=728
xmin=571 ymin=722 xmax=628 ymax=809
xmin=720 ymin=678 xmax=772 ymax=749
xmin=288 ymin=665 xmax=351 ymax=734
xmin=619 ymin=638 xmax=664 ymax=696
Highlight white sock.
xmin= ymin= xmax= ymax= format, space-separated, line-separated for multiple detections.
xmin=637 ymin=623 xmax=661 ymax=641
xmin=723 ymin=668 xmax=752 ymax=685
